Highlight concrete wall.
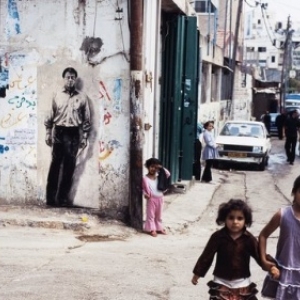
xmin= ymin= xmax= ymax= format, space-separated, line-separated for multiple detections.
xmin=232 ymin=67 xmax=253 ymax=120
xmin=0 ymin=0 xmax=130 ymax=217
xmin=143 ymin=0 xmax=161 ymax=162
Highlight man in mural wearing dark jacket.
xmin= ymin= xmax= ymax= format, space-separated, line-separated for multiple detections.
xmin=44 ymin=67 xmax=91 ymax=207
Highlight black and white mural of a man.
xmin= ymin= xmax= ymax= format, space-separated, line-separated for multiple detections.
xmin=44 ymin=67 xmax=91 ymax=207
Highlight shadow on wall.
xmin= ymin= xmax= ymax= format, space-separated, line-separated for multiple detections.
xmin=69 ymin=79 xmax=97 ymax=205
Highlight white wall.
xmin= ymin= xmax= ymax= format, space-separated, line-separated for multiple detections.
xmin=0 ymin=0 xmax=130 ymax=216
xmin=143 ymin=0 xmax=161 ymax=163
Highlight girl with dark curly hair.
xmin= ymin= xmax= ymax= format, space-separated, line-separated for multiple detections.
xmin=191 ymin=199 xmax=261 ymax=300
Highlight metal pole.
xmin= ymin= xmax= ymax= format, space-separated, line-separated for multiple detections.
xmin=129 ymin=0 xmax=144 ymax=230
xmin=280 ymin=16 xmax=291 ymax=111
xmin=229 ymin=0 xmax=243 ymax=119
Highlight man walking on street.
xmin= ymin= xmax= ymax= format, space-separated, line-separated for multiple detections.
xmin=284 ymin=109 xmax=300 ymax=165
xmin=263 ymin=110 xmax=271 ymax=133
xmin=44 ymin=67 xmax=91 ymax=207
xmin=275 ymin=109 xmax=286 ymax=140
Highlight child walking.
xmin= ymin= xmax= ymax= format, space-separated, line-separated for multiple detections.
xmin=259 ymin=175 xmax=300 ymax=299
xmin=142 ymin=158 xmax=170 ymax=237
xmin=191 ymin=199 xmax=260 ymax=300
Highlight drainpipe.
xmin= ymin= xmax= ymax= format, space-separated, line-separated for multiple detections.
xmin=129 ymin=0 xmax=144 ymax=230
xmin=152 ymin=0 xmax=162 ymax=157
xmin=229 ymin=0 xmax=243 ymax=119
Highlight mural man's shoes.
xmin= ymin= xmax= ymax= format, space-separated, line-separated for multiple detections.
xmin=59 ymin=202 xmax=73 ymax=207
xmin=46 ymin=201 xmax=59 ymax=207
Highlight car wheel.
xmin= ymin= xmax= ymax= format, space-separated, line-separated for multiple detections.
xmin=265 ymin=155 xmax=269 ymax=166
xmin=259 ymin=157 xmax=266 ymax=171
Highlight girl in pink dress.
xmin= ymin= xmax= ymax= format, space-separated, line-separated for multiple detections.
xmin=142 ymin=158 xmax=170 ymax=237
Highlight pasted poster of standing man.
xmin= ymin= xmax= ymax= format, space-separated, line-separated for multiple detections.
xmin=44 ymin=67 xmax=91 ymax=207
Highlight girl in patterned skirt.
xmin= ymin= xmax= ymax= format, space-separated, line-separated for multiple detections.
xmin=191 ymin=199 xmax=261 ymax=300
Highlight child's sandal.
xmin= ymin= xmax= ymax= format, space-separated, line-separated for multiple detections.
xmin=150 ymin=231 xmax=157 ymax=237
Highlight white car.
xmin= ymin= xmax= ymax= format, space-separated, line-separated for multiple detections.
xmin=215 ymin=121 xmax=272 ymax=171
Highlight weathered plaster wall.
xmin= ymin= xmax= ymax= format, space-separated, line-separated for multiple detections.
xmin=232 ymin=68 xmax=253 ymax=121
xmin=143 ymin=0 xmax=160 ymax=163
xmin=0 ymin=0 xmax=130 ymax=217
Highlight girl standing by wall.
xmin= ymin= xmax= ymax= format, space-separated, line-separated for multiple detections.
xmin=201 ymin=121 xmax=219 ymax=183
xmin=142 ymin=158 xmax=170 ymax=237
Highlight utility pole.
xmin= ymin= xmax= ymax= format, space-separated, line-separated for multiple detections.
xmin=129 ymin=0 xmax=144 ymax=230
xmin=280 ymin=15 xmax=292 ymax=111
xmin=229 ymin=0 xmax=243 ymax=119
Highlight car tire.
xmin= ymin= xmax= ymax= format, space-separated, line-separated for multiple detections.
xmin=265 ymin=155 xmax=269 ymax=166
xmin=259 ymin=156 xmax=266 ymax=171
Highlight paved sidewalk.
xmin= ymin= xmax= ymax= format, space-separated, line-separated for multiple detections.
xmin=0 ymin=171 xmax=223 ymax=236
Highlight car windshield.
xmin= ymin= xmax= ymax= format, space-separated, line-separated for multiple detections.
xmin=220 ymin=123 xmax=264 ymax=138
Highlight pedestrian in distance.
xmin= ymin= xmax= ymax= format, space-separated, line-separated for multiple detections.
xmin=191 ymin=199 xmax=261 ymax=300
xmin=201 ymin=120 xmax=219 ymax=184
xmin=259 ymin=175 xmax=300 ymax=299
xmin=44 ymin=67 xmax=91 ymax=207
xmin=142 ymin=158 xmax=170 ymax=237
xmin=263 ymin=111 xmax=271 ymax=134
xmin=275 ymin=109 xmax=286 ymax=140
xmin=283 ymin=109 xmax=300 ymax=165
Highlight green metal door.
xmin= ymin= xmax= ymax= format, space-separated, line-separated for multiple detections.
xmin=160 ymin=15 xmax=199 ymax=182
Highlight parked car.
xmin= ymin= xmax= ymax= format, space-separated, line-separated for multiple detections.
xmin=215 ymin=121 xmax=272 ymax=171
xmin=285 ymin=106 xmax=300 ymax=115
xmin=260 ymin=113 xmax=279 ymax=135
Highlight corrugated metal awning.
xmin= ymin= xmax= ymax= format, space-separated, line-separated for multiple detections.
xmin=252 ymin=87 xmax=278 ymax=94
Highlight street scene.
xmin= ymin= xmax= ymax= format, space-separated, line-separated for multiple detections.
xmin=1 ymin=138 xmax=298 ymax=300
xmin=1 ymin=0 xmax=300 ymax=299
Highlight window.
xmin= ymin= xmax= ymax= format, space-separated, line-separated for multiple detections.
xmin=258 ymin=47 xmax=267 ymax=52
xmin=246 ymin=47 xmax=255 ymax=52
xmin=194 ymin=0 xmax=216 ymax=13
xmin=258 ymin=19 xmax=261 ymax=24
xmin=271 ymin=56 xmax=276 ymax=63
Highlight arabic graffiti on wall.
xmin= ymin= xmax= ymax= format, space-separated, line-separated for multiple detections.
xmin=0 ymin=53 xmax=38 ymax=167
xmin=97 ymin=79 xmax=123 ymax=164
xmin=6 ymin=56 xmax=37 ymax=111
xmin=0 ymin=110 xmax=27 ymax=129
xmin=6 ymin=128 xmax=36 ymax=145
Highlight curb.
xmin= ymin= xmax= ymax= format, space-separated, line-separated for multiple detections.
xmin=0 ymin=172 xmax=222 ymax=236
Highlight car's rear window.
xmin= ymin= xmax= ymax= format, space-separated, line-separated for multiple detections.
xmin=220 ymin=123 xmax=264 ymax=138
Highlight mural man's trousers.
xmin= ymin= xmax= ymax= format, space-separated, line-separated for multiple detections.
xmin=46 ymin=126 xmax=79 ymax=206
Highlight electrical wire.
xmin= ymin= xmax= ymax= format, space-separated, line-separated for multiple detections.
xmin=244 ymin=0 xmax=258 ymax=8
xmin=116 ymin=0 xmax=130 ymax=62
xmin=260 ymin=3 xmax=281 ymax=49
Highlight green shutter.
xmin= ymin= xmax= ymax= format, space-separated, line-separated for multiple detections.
xmin=160 ymin=15 xmax=199 ymax=182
